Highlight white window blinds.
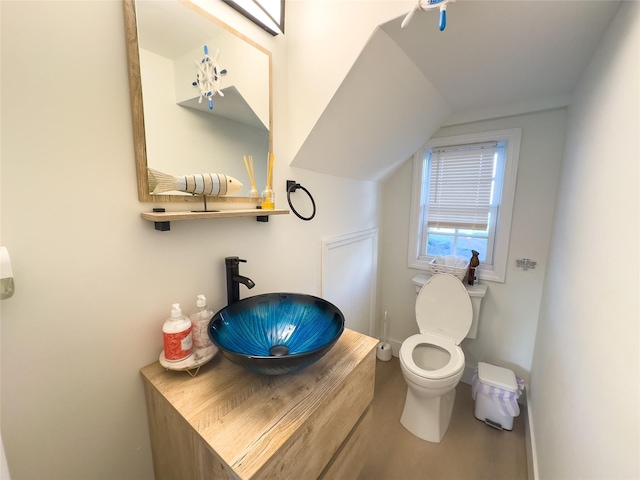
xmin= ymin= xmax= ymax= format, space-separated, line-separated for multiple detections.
xmin=426 ymin=142 xmax=497 ymax=231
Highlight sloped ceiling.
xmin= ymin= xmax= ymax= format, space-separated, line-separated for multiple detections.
xmin=289 ymin=27 xmax=451 ymax=182
xmin=291 ymin=0 xmax=621 ymax=182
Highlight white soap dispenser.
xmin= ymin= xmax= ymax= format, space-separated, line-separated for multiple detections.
xmin=190 ymin=294 xmax=214 ymax=350
xmin=162 ymin=303 xmax=193 ymax=362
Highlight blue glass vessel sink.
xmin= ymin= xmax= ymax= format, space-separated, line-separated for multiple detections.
xmin=208 ymin=293 xmax=345 ymax=375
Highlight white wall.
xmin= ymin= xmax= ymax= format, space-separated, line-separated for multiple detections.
xmin=530 ymin=3 xmax=639 ymax=479
xmin=0 ymin=1 xmax=379 ymax=478
xmin=380 ymin=108 xmax=567 ymax=382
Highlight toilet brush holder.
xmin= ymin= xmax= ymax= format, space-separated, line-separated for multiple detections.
xmin=377 ymin=342 xmax=392 ymax=361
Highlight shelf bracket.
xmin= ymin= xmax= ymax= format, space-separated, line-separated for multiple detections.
xmin=153 ymin=208 xmax=171 ymax=231
xmin=256 ymin=206 xmax=269 ymax=222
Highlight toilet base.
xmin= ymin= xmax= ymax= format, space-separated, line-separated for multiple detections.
xmin=400 ymin=386 xmax=457 ymax=443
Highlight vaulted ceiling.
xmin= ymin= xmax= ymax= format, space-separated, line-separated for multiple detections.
xmin=291 ymin=1 xmax=621 ymax=181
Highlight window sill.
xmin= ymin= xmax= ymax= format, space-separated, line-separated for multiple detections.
xmin=409 ymin=262 xmax=505 ymax=283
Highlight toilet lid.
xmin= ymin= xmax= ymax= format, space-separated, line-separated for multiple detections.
xmin=415 ymin=274 xmax=472 ymax=345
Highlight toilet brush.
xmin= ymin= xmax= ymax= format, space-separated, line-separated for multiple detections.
xmin=377 ymin=312 xmax=393 ymax=361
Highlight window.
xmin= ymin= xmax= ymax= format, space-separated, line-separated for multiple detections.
xmin=408 ymin=129 xmax=521 ymax=282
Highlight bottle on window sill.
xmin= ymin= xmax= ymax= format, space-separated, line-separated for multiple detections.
xmin=468 ymin=250 xmax=480 ymax=286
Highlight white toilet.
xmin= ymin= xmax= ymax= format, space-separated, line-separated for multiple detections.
xmin=399 ymin=273 xmax=473 ymax=443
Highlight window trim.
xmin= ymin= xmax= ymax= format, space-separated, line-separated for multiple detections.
xmin=408 ymin=128 xmax=521 ymax=283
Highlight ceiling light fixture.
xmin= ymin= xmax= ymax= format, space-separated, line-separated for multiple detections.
xmin=222 ymin=0 xmax=284 ymax=36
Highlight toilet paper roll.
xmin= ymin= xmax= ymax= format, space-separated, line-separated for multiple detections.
xmin=376 ymin=342 xmax=392 ymax=361
xmin=0 ymin=247 xmax=12 ymax=279
xmin=0 ymin=247 xmax=14 ymax=300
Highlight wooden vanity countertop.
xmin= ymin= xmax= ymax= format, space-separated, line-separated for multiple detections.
xmin=140 ymin=328 xmax=379 ymax=480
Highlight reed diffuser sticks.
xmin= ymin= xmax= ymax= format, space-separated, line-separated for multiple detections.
xmin=243 ymin=155 xmax=258 ymax=197
xmin=261 ymin=152 xmax=275 ymax=209
xmin=267 ymin=152 xmax=274 ymax=190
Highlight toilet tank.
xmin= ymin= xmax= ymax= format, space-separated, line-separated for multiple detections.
xmin=412 ymin=274 xmax=487 ymax=339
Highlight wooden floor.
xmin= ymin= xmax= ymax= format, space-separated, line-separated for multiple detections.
xmin=358 ymin=357 xmax=528 ymax=480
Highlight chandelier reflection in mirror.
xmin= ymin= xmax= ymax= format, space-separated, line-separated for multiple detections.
xmin=193 ymin=45 xmax=227 ymax=110
xmin=401 ymin=0 xmax=455 ymax=32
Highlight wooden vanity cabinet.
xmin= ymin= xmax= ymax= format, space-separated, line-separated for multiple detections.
xmin=140 ymin=329 xmax=378 ymax=479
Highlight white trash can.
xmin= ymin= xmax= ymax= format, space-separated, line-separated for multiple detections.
xmin=472 ymin=362 xmax=524 ymax=430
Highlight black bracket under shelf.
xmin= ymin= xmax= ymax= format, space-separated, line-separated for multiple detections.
xmin=256 ymin=206 xmax=268 ymax=222
xmin=153 ymin=208 xmax=171 ymax=231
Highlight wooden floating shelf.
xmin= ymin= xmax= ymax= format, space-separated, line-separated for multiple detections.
xmin=141 ymin=208 xmax=289 ymax=230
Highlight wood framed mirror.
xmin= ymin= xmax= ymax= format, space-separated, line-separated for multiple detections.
xmin=123 ymin=0 xmax=273 ymax=203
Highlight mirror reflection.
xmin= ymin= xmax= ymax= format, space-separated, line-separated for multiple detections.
xmin=124 ymin=0 xmax=272 ymax=202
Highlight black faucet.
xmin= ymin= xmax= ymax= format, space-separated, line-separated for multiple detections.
xmin=225 ymin=256 xmax=255 ymax=305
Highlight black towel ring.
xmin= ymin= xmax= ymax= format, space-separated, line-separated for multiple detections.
xmin=286 ymin=181 xmax=316 ymax=221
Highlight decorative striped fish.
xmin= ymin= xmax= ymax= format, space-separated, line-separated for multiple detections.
xmin=148 ymin=168 xmax=242 ymax=197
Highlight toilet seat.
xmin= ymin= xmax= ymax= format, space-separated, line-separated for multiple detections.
xmin=400 ymin=333 xmax=464 ymax=380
